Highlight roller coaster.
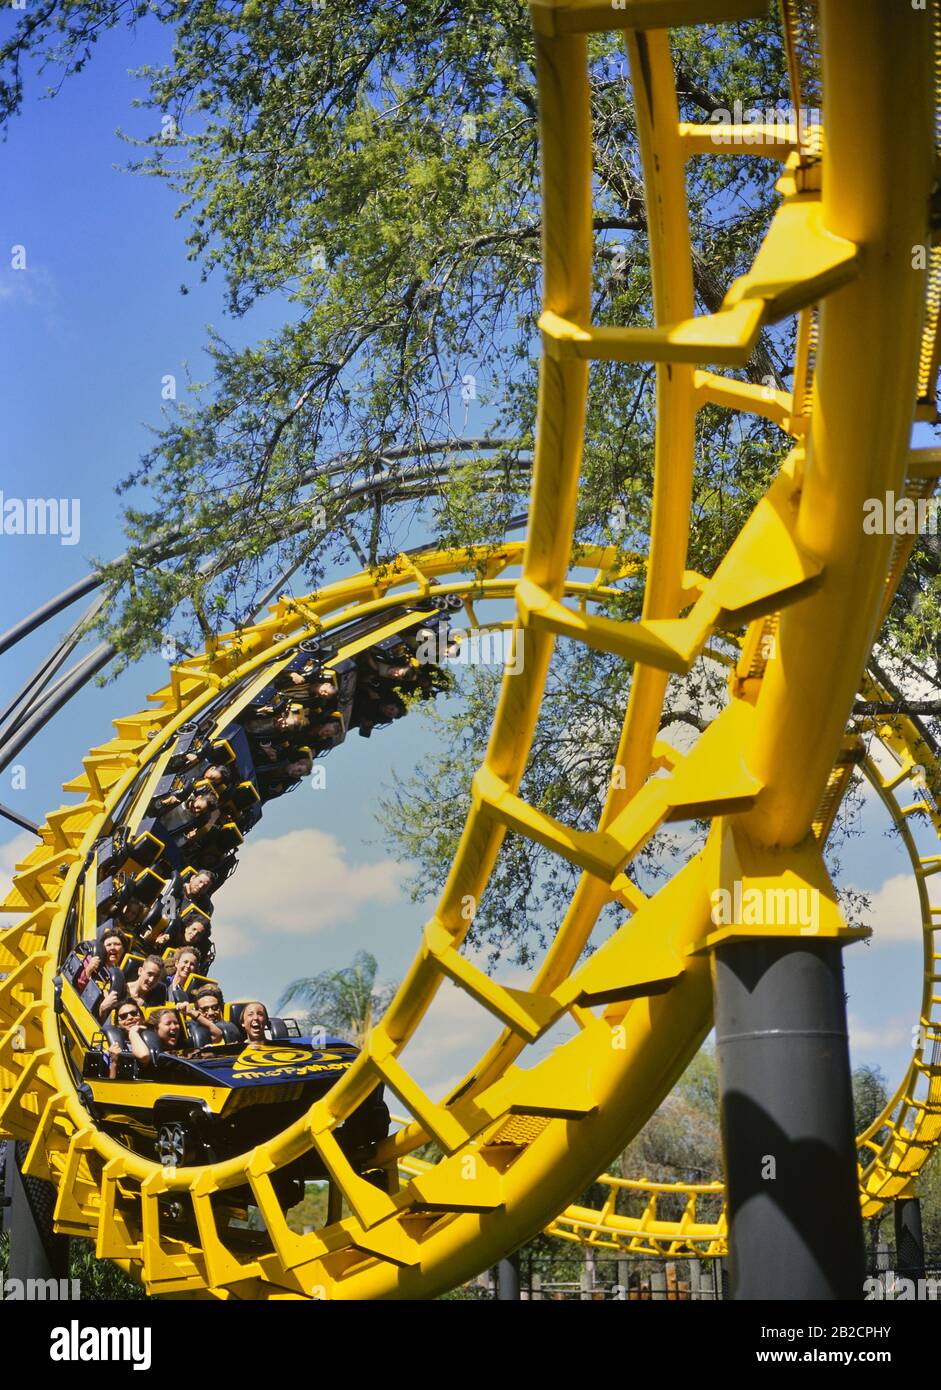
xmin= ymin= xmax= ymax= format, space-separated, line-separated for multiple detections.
xmin=2 ymin=0 xmax=940 ymax=1300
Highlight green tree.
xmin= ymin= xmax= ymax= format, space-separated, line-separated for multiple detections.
xmin=609 ymin=1045 xmax=723 ymax=1233
xmin=619 ymin=1045 xmax=722 ymax=1187
xmin=277 ymin=949 xmax=395 ymax=1045
xmin=3 ymin=3 xmax=792 ymax=670
xmin=915 ymin=1147 xmax=941 ymax=1258
xmin=851 ymin=1063 xmax=890 ymax=1263
xmin=853 ymin=1063 xmax=890 ymax=1142
xmin=285 ymin=1182 xmax=329 ymax=1236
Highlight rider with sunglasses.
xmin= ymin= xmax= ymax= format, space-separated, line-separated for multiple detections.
xmin=108 ymin=1001 xmax=145 ymax=1078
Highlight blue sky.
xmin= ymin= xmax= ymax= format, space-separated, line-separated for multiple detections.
xmin=0 ymin=15 xmax=516 ymax=1100
xmin=0 ymin=15 xmax=933 ymax=1115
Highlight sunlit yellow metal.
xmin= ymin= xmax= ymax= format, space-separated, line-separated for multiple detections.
xmin=0 ymin=0 xmax=938 ymax=1300
xmin=544 ymin=676 xmax=941 ymax=1254
xmin=854 ymin=676 xmax=941 ymax=1218
xmin=545 ymin=1176 xmax=727 ymax=1259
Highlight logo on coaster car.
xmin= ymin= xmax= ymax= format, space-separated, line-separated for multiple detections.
xmin=233 ymin=1045 xmax=346 ymax=1073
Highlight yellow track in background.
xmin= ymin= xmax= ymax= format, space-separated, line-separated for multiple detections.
xmin=1 ymin=0 xmax=939 ymax=1298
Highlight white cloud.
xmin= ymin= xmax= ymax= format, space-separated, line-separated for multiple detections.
xmin=207 ymin=917 xmax=255 ymax=961
xmin=398 ymin=976 xmax=506 ymax=1099
xmin=396 ymin=954 xmax=559 ymax=1100
xmin=0 ymin=272 xmax=34 ymax=305
xmin=858 ymin=871 xmax=924 ymax=947
xmin=0 ymin=831 xmax=39 ymax=907
xmin=0 ymin=263 xmax=65 ymax=336
xmin=211 ymin=828 xmax=404 ymax=944
xmin=848 ymin=1012 xmax=916 ymax=1054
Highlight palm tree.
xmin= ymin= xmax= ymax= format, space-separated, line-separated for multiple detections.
xmin=276 ymin=951 xmax=395 ymax=1046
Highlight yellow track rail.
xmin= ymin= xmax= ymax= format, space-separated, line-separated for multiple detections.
xmin=1 ymin=0 xmax=938 ymax=1298
xmin=546 ymin=1174 xmax=727 ymax=1258
xmin=540 ymin=680 xmax=941 ymax=1256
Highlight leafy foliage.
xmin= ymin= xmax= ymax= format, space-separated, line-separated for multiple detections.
xmin=277 ymin=948 xmax=395 ymax=1044
xmin=853 ymin=1062 xmax=890 ymax=1143
xmin=0 ymin=1226 xmax=149 ymax=1300
xmin=286 ymin=1182 xmax=329 ymax=1236
xmin=4 ymin=3 xmax=795 ymax=669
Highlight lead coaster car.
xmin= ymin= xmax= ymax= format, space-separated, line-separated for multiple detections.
xmin=80 ymin=1031 xmax=392 ymax=1212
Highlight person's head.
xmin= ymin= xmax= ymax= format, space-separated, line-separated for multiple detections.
xmin=203 ymin=765 xmax=228 ymax=788
xmin=152 ymin=1008 xmax=181 ymax=1050
xmin=312 ymin=678 xmax=337 ymax=700
xmin=286 ymin=755 xmax=313 ymax=778
xmin=240 ymin=1001 xmax=268 ymax=1042
xmin=185 ymin=789 xmax=217 ymax=816
xmin=115 ymin=1001 xmax=143 ymax=1034
xmin=98 ymin=929 xmax=126 ymax=965
xmin=183 ymin=918 xmax=208 ymax=947
xmin=114 ymin=897 xmax=145 ymax=928
xmin=379 ymin=702 xmax=404 ymax=721
xmin=138 ymin=956 xmax=165 ymax=994
xmin=195 ymin=987 xmax=223 ymax=1021
xmin=173 ymin=947 xmax=200 ymax=983
xmin=275 ymin=706 xmax=309 ymax=733
xmin=313 ymin=718 xmax=341 ymax=739
xmin=184 ymin=869 xmax=215 ymax=898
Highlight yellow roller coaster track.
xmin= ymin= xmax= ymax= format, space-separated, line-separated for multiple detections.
xmin=536 ymin=672 xmax=941 ymax=1257
xmin=1 ymin=0 xmax=940 ymax=1299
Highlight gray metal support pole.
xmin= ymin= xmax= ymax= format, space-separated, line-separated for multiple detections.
xmin=0 ymin=1140 xmax=10 ymax=1234
xmin=497 ymin=1252 xmax=520 ymax=1301
xmin=0 ymin=573 xmax=102 ymax=657
xmin=582 ymin=1244 xmax=597 ymax=1299
xmin=0 ymin=801 xmax=41 ymax=836
xmin=0 ymin=642 xmax=116 ymax=775
xmin=8 ymin=1141 xmax=69 ymax=1283
xmin=714 ymin=940 xmax=865 ymax=1300
xmin=894 ymin=1197 xmax=925 ymax=1284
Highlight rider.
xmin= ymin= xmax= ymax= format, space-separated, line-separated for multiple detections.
xmin=180 ymin=989 xmax=226 ymax=1044
xmin=107 ymin=999 xmax=146 ymax=1077
xmin=125 ymin=955 xmax=168 ymax=1010
xmin=239 ymin=1001 xmax=269 ymax=1044
xmin=166 ymin=946 xmax=201 ymax=1003
xmin=77 ymin=928 xmax=129 ymax=1022
xmin=127 ymin=1007 xmax=186 ymax=1067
